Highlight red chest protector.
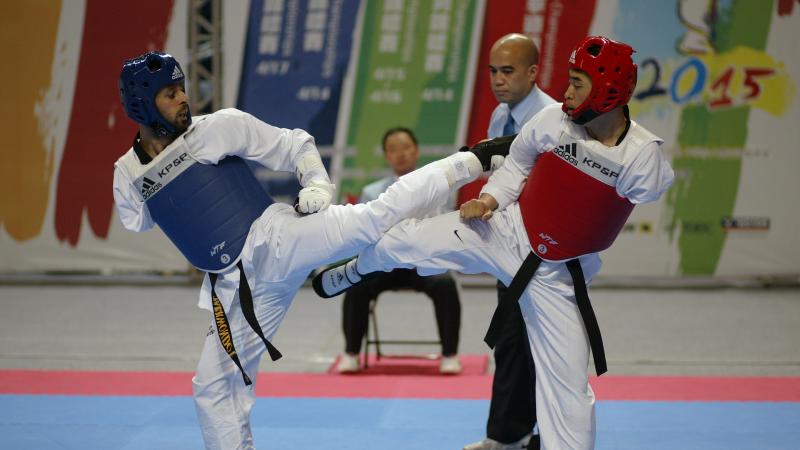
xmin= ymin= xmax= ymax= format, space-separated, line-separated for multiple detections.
xmin=519 ymin=146 xmax=633 ymax=262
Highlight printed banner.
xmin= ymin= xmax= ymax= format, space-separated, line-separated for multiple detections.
xmin=238 ymin=0 xmax=360 ymax=145
xmin=0 ymin=1 xmax=62 ymax=243
xmin=0 ymin=1 xmax=188 ymax=272
xmin=458 ymin=0 xmax=799 ymax=277
xmin=340 ymin=0 xmax=483 ymax=197
xmin=238 ymin=0 xmax=361 ymax=201
xmin=55 ymin=0 xmax=174 ymax=247
xmin=594 ymin=0 xmax=799 ymax=276
xmin=1 ymin=0 xmax=798 ymax=278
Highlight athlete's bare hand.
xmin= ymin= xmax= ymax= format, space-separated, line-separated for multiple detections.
xmin=460 ymin=193 xmax=499 ymax=221
xmin=460 ymin=198 xmax=493 ymax=221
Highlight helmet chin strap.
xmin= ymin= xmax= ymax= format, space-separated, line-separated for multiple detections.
xmin=149 ymin=120 xmax=184 ymax=140
xmin=152 ymin=122 xmax=172 ymax=138
xmin=572 ymin=108 xmax=600 ymax=126
xmin=151 ymin=111 xmax=192 ymax=138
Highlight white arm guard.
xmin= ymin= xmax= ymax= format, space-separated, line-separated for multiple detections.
xmin=294 ymin=153 xmax=335 ymax=213
xmin=295 ymin=153 xmax=329 ymax=186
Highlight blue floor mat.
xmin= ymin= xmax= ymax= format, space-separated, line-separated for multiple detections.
xmin=1 ymin=395 xmax=798 ymax=450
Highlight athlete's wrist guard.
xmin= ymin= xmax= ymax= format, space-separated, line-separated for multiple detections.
xmin=295 ymin=153 xmax=329 ymax=186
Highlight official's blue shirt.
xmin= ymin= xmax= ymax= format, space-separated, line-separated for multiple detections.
xmin=360 ymin=176 xmax=397 ymax=203
xmin=487 ymin=85 xmax=556 ymax=138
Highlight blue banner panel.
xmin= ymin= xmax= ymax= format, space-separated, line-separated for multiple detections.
xmin=238 ymin=0 xmax=360 ymax=146
xmin=238 ymin=0 xmax=361 ymax=201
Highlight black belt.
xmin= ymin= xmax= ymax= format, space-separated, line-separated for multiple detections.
xmin=209 ymin=260 xmax=282 ymax=386
xmin=484 ymin=252 xmax=607 ymax=375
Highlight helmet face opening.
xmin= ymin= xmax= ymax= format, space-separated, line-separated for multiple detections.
xmin=118 ymin=52 xmax=190 ymax=137
xmin=562 ymin=36 xmax=637 ymax=125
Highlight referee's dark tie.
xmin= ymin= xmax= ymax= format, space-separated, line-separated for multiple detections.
xmin=503 ymin=114 xmax=516 ymax=136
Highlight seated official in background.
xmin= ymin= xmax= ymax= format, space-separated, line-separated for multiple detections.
xmin=337 ymin=127 xmax=463 ymax=374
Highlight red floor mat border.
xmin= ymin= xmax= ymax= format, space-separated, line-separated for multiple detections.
xmin=1 ymin=369 xmax=799 ymax=401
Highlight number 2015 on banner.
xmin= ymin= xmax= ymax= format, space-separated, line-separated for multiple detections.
xmin=635 ymin=57 xmax=775 ymax=108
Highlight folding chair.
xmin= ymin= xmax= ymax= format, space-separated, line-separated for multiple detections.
xmin=362 ymin=293 xmax=442 ymax=369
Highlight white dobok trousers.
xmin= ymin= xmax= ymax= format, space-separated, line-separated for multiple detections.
xmin=191 ymin=155 xmax=470 ymax=449
xmin=357 ymin=202 xmax=601 ymax=450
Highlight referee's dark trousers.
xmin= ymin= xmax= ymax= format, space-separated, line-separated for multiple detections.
xmin=487 ymin=281 xmax=538 ymax=448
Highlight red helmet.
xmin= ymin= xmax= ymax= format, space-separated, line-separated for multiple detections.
xmin=562 ymin=36 xmax=637 ymax=124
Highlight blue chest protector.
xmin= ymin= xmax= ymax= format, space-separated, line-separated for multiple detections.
xmin=134 ymin=141 xmax=283 ymax=383
xmin=138 ymin=150 xmax=274 ymax=273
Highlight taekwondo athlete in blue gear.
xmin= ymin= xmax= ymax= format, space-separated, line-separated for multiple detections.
xmin=113 ymin=51 xmax=497 ymax=450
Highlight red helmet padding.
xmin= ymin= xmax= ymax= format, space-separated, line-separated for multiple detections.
xmin=562 ymin=36 xmax=637 ymax=121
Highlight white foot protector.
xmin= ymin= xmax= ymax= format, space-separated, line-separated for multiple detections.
xmin=312 ymin=258 xmax=362 ymax=298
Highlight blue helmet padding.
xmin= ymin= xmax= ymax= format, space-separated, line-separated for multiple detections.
xmin=119 ymin=52 xmax=189 ymax=136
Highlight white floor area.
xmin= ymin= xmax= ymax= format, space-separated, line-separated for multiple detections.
xmin=1 ymin=279 xmax=798 ymax=376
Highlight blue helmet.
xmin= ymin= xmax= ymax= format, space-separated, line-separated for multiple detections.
xmin=118 ymin=52 xmax=190 ymax=136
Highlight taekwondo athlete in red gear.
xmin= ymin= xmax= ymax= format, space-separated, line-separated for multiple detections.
xmin=313 ymin=36 xmax=675 ymax=450
xmin=112 ymin=51 xmax=506 ymax=449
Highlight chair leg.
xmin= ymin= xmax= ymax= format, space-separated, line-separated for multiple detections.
xmin=361 ymin=327 xmax=368 ymax=370
xmin=362 ymin=300 xmax=369 ymax=370
xmin=369 ymin=298 xmax=382 ymax=362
